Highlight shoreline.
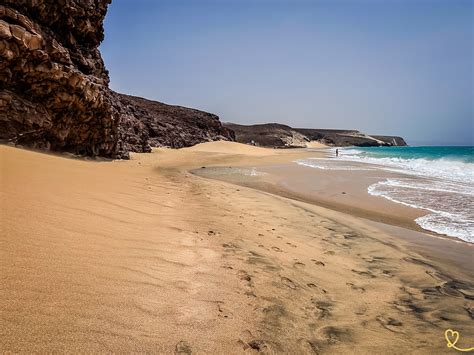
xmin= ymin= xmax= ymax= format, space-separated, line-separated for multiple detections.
xmin=192 ymin=161 xmax=474 ymax=280
xmin=192 ymin=165 xmax=427 ymax=236
xmin=2 ymin=142 xmax=473 ymax=353
xmin=193 ymin=153 xmax=470 ymax=245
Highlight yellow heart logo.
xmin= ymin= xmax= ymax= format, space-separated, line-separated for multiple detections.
xmin=444 ymin=329 xmax=474 ymax=352
xmin=445 ymin=329 xmax=460 ymax=348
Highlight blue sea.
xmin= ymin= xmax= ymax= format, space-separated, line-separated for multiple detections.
xmin=299 ymin=146 xmax=474 ymax=243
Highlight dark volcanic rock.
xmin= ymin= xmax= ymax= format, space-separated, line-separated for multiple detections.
xmin=0 ymin=1 xmax=233 ymax=158
xmin=0 ymin=0 xmax=121 ymax=156
xmin=223 ymin=123 xmax=309 ymax=148
xmin=371 ymin=135 xmax=407 ymax=146
xmin=225 ymin=123 xmax=407 ymax=147
xmin=115 ymin=93 xmax=234 ymax=153
xmin=295 ymin=128 xmax=389 ymax=147
xmin=296 ymin=129 xmax=407 ymax=147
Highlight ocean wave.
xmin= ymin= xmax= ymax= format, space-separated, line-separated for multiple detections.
xmin=295 ymin=158 xmax=375 ymax=171
xmin=296 ymin=147 xmax=474 ymax=242
xmin=370 ymin=178 xmax=473 ymax=196
xmin=340 ymin=155 xmax=474 ymax=184
xmin=368 ymin=178 xmax=474 ymax=242
xmin=416 ymin=213 xmax=474 ymax=243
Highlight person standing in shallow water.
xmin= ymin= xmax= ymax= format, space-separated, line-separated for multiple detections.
xmin=336 ymin=148 xmax=339 ymax=157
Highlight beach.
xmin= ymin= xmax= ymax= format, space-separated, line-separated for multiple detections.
xmin=1 ymin=142 xmax=473 ymax=353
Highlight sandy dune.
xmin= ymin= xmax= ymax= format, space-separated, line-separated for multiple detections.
xmin=184 ymin=141 xmax=285 ymax=155
xmin=1 ymin=143 xmax=473 ymax=353
xmin=305 ymin=141 xmax=328 ymax=148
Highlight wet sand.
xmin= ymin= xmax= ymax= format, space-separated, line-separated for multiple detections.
xmin=195 ymin=161 xmax=429 ymax=233
xmin=1 ymin=142 xmax=473 ymax=353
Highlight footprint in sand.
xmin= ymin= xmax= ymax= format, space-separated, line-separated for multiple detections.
xmin=346 ymin=282 xmax=366 ymax=293
xmin=247 ymin=340 xmax=270 ymax=352
xmin=238 ymin=270 xmax=252 ymax=283
xmin=376 ymin=315 xmax=404 ymax=333
xmin=311 ymin=259 xmax=325 ymax=266
xmin=222 ymin=242 xmax=238 ymax=251
xmin=307 ymin=283 xmax=327 ymax=294
xmin=239 ymin=330 xmax=271 ymax=352
xmin=175 ymin=340 xmax=192 ymax=354
xmin=281 ymin=276 xmax=297 ymax=289
xmin=362 ymin=255 xmax=386 ymax=264
xmin=335 ymin=242 xmax=351 ymax=249
xmin=317 ymin=326 xmax=352 ymax=345
xmin=238 ymin=270 xmax=255 ymax=297
xmin=422 ymin=280 xmax=472 ymax=299
xmin=381 ymin=270 xmax=394 ymax=278
xmin=343 ymin=233 xmax=360 ymax=240
xmin=271 ymin=246 xmax=283 ymax=252
xmin=351 ymin=269 xmax=376 ymax=278
xmin=312 ymin=300 xmax=333 ymax=319
xmin=355 ymin=304 xmax=368 ymax=316
xmin=293 ymin=261 xmax=306 ymax=269
xmin=217 ymin=303 xmax=233 ymax=319
xmin=324 ymin=250 xmax=336 ymax=256
xmin=286 ymin=242 xmax=297 ymax=248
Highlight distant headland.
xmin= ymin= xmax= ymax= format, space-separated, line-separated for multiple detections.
xmin=224 ymin=123 xmax=407 ymax=148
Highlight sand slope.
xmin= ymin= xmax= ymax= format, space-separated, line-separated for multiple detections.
xmin=305 ymin=141 xmax=328 ymax=148
xmin=184 ymin=141 xmax=281 ymax=155
xmin=1 ymin=143 xmax=473 ymax=353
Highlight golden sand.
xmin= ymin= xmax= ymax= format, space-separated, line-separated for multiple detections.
xmin=1 ymin=142 xmax=472 ymax=353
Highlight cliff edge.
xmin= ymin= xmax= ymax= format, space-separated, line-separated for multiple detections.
xmin=0 ymin=0 xmax=232 ymax=158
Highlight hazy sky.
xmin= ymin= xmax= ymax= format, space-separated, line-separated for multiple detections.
xmin=101 ymin=0 xmax=473 ymax=145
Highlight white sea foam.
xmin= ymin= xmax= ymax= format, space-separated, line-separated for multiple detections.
xmin=296 ymin=158 xmax=375 ymax=171
xmin=295 ymin=150 xmax=474 ymax=242
xmin=368 ymin=178 xmax=474 ymax=242
xmin=342 ymin=155 xmax=474 ymax=184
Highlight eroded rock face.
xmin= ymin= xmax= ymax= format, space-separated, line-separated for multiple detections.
xmin=0 ymin=0 xmax=122 ymax=156
xmin=224 ymin=123 xmax=310 ymax=148
xmin=0 ymin=1 xmax=233 ymax=158
xmin=225 ymin=123 xmax=407 ymax=147
xmin=114 ymin=93 xmax=235 ymax=153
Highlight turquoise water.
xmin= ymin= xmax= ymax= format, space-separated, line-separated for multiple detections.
xmin=353 ymin=146 xmax=473 ymax=163
xmin=297 ymin=146 xmax=474 ymax=242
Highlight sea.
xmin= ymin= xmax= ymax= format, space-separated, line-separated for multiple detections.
xmin=296 ymin=146 xmax=474 ymax=243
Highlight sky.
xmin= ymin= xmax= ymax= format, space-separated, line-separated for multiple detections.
xmin=101 ymin=0 xmax=473 ymax=146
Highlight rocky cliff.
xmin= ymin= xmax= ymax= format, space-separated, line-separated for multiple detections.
xmin=0 ymin=0 xmax=232 ymax=158
xmin=115 ymin=93 xmax=234 ymax=154
xmin=224 ymin=123 xmax=407 ymax=148
xmin=371 ymin=135 xmax=407 ymax=147
xmin=0 ymin=0 xmax=120 ymax=156
xmin=294 ymin=128 xmax=407 ymax=147
xmin=224 ymin=123 xmax=309 ymax=148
